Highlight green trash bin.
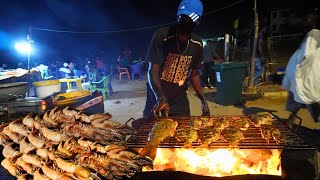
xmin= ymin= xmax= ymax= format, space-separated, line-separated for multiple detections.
xmin=213 ymin=62 xmax=246 ymax=105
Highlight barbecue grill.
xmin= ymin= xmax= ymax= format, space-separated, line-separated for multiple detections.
xmin=127 ymin=116 xmax=314 ymax=150
xmin=126 ymin=116 xmax=318 ymax=180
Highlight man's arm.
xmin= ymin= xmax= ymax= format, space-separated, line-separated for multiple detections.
xmin=145 ymin=29 xmax=169 ymax=118
xmin=148 ymin=62 xmax=169 ymax=117
xmin=190 ymin=68 xmax=210 ymax=116
xmin=148 ymin=63 xmax=166 ymax=101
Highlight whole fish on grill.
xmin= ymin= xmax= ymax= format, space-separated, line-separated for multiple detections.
xmin=175 ymin=127 xmax=198 ymax=148
xmin=232 ymin=118 xmax=250 ymax=131
xmin=190 ymin=117 xmax=230 ymax=130
xmin=261 ymin=127 xmax=283 ymax=143
xmin=271 ymin=128 xmax=283 ymax=143
xmin=190 ymin=117 xmax=213 ymax=129
xmin=261 ymin=127 xmax=273 ymax=141
xmin=198 ymin=126 xmax=220 ymax=147
xmin=252 ymin=112 xmax=274 ymax=127
xmin=212 ymin=117 xmax=229 ymax=130
xmin=190 ymin=118 xmax=203 ymax=129
xmin=221 ymin=127 xmax=244 ymax=146
xmin=141 ymin=119 xmax=178 ymax=160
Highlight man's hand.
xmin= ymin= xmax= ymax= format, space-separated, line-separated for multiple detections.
xmin=152 ymin=97 xmax=169 ymax=119
xmin=201 ymin=102 xmax=210 ymax=116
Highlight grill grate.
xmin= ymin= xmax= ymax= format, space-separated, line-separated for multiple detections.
xmin=126 ymin=116 xmax=314 ymax=150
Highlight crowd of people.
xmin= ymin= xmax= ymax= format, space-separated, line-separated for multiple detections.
xmin=48 ymin=58 xmax=105 ymax=83
xmin=1 ymin=46 xmax=147 ymax=81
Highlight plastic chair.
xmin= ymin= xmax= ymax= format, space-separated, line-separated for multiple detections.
xmin=117 ymin=66 xmax=131 ymax=80
xmin=131 ymin=63 xmax=144 ymax=80
xmin=89 ymin=75 xmax=112 ymax=100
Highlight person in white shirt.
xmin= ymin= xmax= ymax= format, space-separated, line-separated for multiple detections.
xmin=59 ymin=63 xmax=71 ymax=78
xmin=282 ymin=12 xmax=320 ymax=123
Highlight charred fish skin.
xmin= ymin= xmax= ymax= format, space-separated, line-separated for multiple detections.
xmin=198 ymin=126 xmax=220 ymax=147
xmin=221 ymin=127 xmax=244 ymax=147
xmin=141 ymin=119 xmax=178 ymax=160
xmin=175 ymin=127 xmax=198 ymax=148
xmin=252 ymin=112 xmax=274 ymax=127
xmin=147 ymin=119 xmax=178 ymax=143
xmin=261 ymin=127 xmax=273 ymax=142
xmin=190 ymin=117 xmax=215 ymax=130
xmin=211 ymin=118 xmax=228 ymax=130
xmin=261 ymin=127 xmax=283 ymax=143
xmin=189 ymin=118 xmax=203 ymax=130
xmin=232 ymin=118 xmax=250 ymax=131
xmin=271 ymin=128 xmax=283 ymax=143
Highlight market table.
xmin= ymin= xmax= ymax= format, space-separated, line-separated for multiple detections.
xmin=59 ymin=78 xmax=83 ymax=92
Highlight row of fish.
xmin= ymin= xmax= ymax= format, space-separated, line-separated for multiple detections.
xmin=179 ymin=117 xmax=248 ymax=147
xmin=140 ymin=113 xmax=282 ymax=160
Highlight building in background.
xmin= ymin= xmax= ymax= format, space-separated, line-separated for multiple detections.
xmin=270 ymin=9 xmax=291 ymax=36
xmin=270 ymin=8 xmax=318 ymax=36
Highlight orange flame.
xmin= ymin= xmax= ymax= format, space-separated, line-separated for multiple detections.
xmin=143 ymin=148 xmax=281 ymax=177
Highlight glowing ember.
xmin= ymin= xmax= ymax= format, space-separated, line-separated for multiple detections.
xmin=142 ymin=148 xmax=281 ymax=177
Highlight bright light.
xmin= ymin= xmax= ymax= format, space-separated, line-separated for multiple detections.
xmin=203 ymin=41 xmax=207 ymax=46
xmin=15 ymin=41 xmax=32 ymax=54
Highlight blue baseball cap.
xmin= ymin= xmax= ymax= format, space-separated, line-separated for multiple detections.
xmin=177 ymin=0 xmax=203 ymax=23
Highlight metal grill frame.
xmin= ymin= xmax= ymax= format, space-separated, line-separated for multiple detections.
xmin=126 ymin=116 xmax=315 ymax=150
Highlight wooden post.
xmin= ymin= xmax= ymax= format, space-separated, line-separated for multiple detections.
xmin=249 ymin=0 xmax=259 ymax=89
xmin=27 ymin=26 xmax=32 ymax=74
xmin=26 ymin=26 xmax=32 ymax=97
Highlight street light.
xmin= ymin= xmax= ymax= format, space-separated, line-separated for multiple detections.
xmin=14 ymin=41 xmax=32 ymax=54
xmin=14 ymin=35 xmax=32 ymax=73
xmin=14 ymin=34 xmax=33 ymax=96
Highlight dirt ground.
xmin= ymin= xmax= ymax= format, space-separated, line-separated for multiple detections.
xmin=104 ymin=78 xmax=319 ymax=130
xmin=105 ymin=77 xmax=320 ymax=176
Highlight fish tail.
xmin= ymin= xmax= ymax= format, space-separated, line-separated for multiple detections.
xmin=140 ymin=143 xmax=158 ymax=160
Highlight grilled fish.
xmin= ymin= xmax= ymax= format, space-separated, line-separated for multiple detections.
xmin=198 ymin=126 xmax=220 ymax=147
xmin=190 ymin=117 xmax=209 ymax=129
xmin=252 ymin=112 xmax=274 ymax=127
xmin=221 ymin=127 xmax=244 ymax=147
xmin=232 ymin=118 xmax=250 ymax=131
xmin=261 ymin=127 xmax=273 ymax=141
xmin=141 ymin=119 xmax=178 ymax=160
xmin=175 ymin=127 xmax=198 ymax=148
xmin=262 ymin=127 xmax=283 ymax=143
xmin=190 ymin=118 xmax=202 ymax=129
xmin=271 ymin=128 xmax=283 ymax=143
xmin=212 ymin=117 xmax=228 ymax=130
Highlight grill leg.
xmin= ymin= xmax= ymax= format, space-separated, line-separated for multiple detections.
xmin=314 ymin=152 xmax=319 ymax=180
xmin=289 ymin=112 xmax=303 ymax=132
xmin=294 ymin=114 xmax=303 ymax=132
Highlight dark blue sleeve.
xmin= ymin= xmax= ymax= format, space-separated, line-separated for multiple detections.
xmin=191 ymin=43 xmax=203 ymax=69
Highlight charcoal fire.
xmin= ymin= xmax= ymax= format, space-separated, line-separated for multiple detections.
xmin=127 ymin=114 xmax=314 ymax=178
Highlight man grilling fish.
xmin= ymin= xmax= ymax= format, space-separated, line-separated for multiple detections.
xmin=132 ymin=0 xmax=210 ymax=132
xmin=138 ymin=0 xmax=211 ymax=160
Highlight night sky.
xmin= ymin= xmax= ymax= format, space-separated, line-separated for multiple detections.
xmin=0 ymin=0 xmax=316 ymax=65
